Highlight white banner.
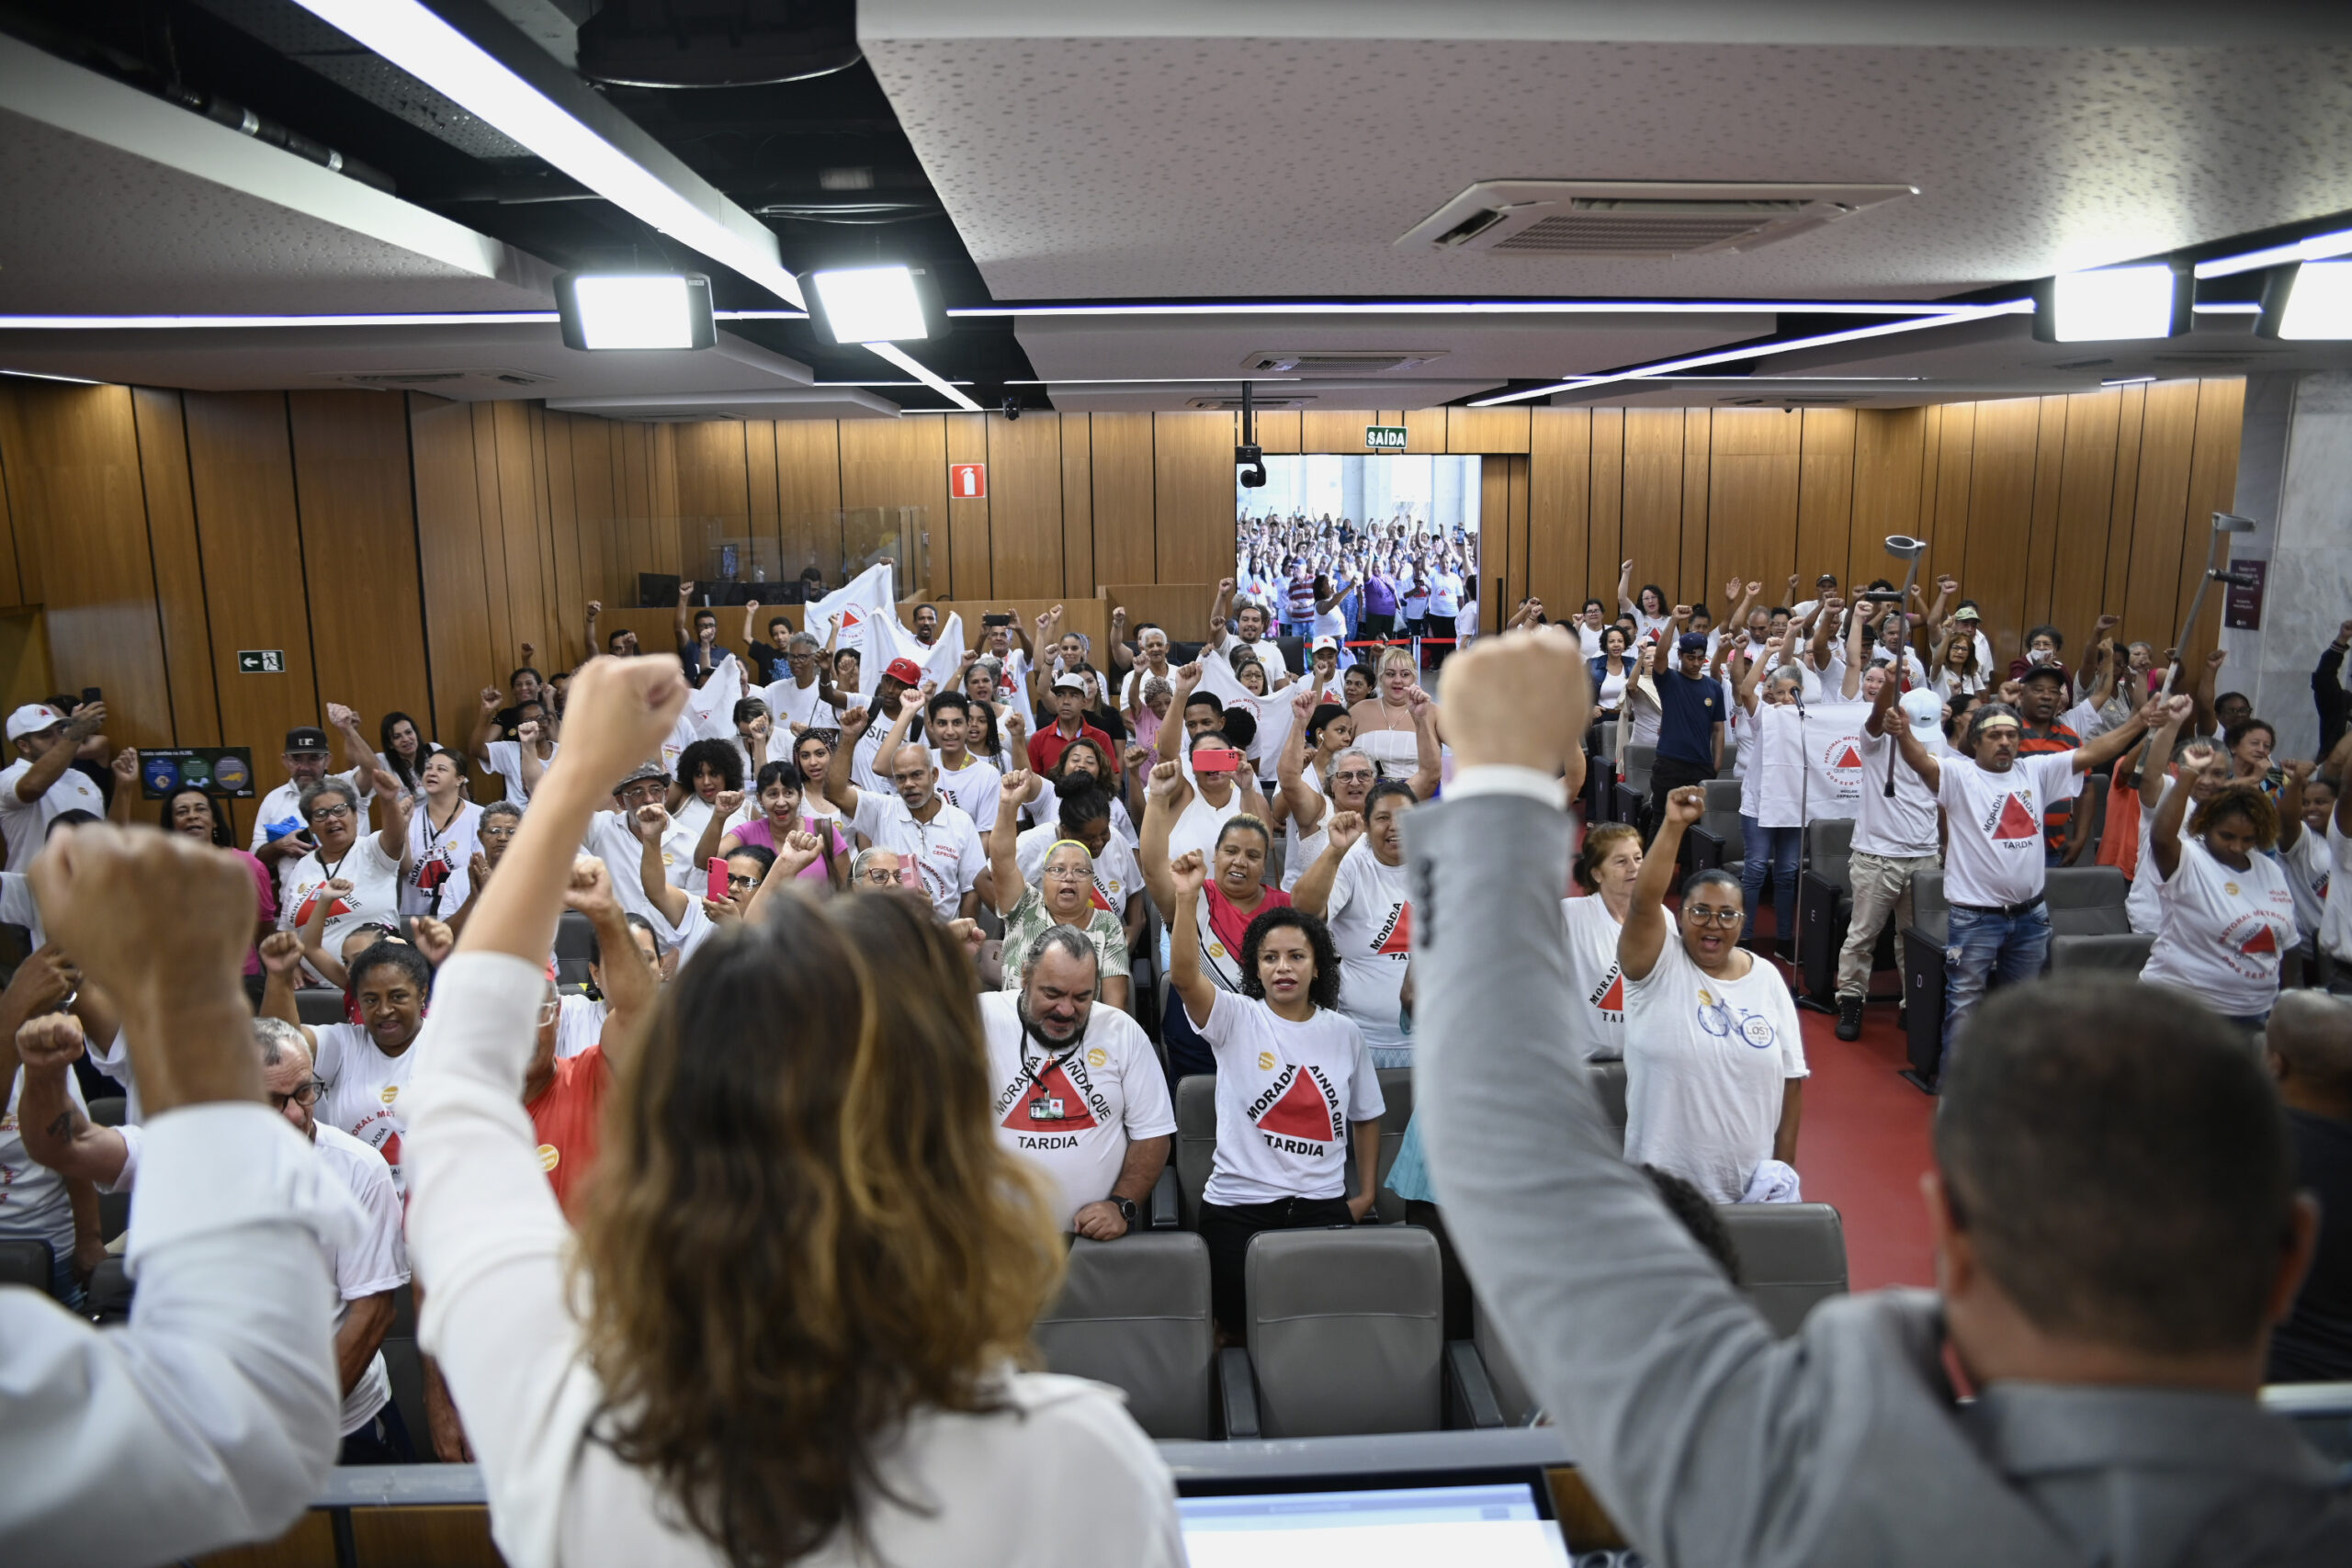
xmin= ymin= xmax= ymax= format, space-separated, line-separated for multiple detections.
xmin=1800 ymin=698 xmax=1874 ymax=821
xmin=661 ymin=651 xmax=744 ymax=775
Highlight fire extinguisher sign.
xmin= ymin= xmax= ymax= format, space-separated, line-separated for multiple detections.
xmin=950 ymin=462 xmax=987 ymax=500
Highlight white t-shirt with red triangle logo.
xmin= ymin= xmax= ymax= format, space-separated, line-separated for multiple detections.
xmin=979 ymin=994 xmax=1175 ymax=1230
xmin=311 ymin=1021 xmax=417 ymax=1204
xmin=1935 ymin=751 xmax=2080 ymax=908
xmin=1321 ymin=841 xmax=1413 ymax=1052
xmin=2138 ymin=835 xmax=2298 ymax=1017
xmin=279 ymin=835 xmax=404 ymax=986
xmin=1196 ymin=992 xmax=1385 ymax=1205
xmin=1561 ymin=894 xmax=1627 ymax=1062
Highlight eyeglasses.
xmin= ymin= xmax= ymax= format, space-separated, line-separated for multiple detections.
xmin=308 ymin=804 xmax=352 ymax=823
xmin=268 ymin=1078 xmax=322 ymax=1111
xmin=725 ymin=872 xmax=758 ymax=889
xmin=1043 ymin=864 xmax=1092 ymax=882
xmin=537 ymin=996 xmax=560 ymax=1027
xmin=858 ymin=869 xmax=902 ymax=885
xmin=1331 ymin=769 xmax=1376 ymax=785
xmin=1683 ymin=906 xmax=1742 ymax=928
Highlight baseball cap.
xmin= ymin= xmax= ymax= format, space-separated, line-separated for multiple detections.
xmin=2018 ymin=663 xmax=2068 ymax=686
xmin=612 ymin=760 xmax=670 ymax=794
xmin=6 ymin=704 xmax=64 ymax=741
xmin=883 ymin=657 xmax=923 ymax=687
xmin=1953 ymin=605 xmax=1982 ymax=623
xmin=283 ymin=726 xmax=331 ymax=754
xmin=1312 ymin=634 xmax=1340 ymax=652
xmin=1676 ymin=632 xmax=1709 ymax=655
xmin=1899 ymin=688 xmax=1944 ymax=729
xmin=1052 ymin=673 xmax=1088 ymax=694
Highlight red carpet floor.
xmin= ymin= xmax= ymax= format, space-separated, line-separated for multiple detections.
xmin=1784 ymin=989 xmax=1938 ymax=1291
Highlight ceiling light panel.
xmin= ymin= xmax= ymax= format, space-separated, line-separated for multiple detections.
xmin=808 ymin=266 xmax=930 ymax=343
xmin=559 ymin=274 xmax=713 ymax=351
xmin=2269 ymin=260 xmax=2352 ymax=339
xmin=2040 ymin=265 xmax=2185 ymax=342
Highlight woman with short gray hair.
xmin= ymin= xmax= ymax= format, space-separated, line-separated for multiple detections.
xmin=988 ymin=770 xmax=1129 ymax=1011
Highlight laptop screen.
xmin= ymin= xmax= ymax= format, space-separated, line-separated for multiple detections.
xmin=1177 ymin=1479 xmax=1573 ymax=1566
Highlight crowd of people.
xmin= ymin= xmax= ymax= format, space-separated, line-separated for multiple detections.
xmin=3 ymin=558 xmax=2350 ymax=1568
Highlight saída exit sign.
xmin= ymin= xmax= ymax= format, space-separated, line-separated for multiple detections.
xmin=1364 ymin=424 xmax=1408 ymax=451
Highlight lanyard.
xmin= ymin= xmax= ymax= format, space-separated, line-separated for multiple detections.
xmin=1017 ymin=1021 xmax=1083 ymax=1118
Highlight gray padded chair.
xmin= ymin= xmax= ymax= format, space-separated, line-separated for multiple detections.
xmin=1239 ymin=1226 xmax=1443 ymax=1438
xmin=0 ymin=1237 xmax=53 ymax=1297
xmin=554 ymin=909 xmax=597 ymax=987
xmin=1174 ymin=1074 xmax=1218 ymax=1230
xmin=1611 ymin=744 xmax=1657 ymax=826
xmin=87 ymin=1095 xmax=127 ymax=1127
xmin=1349 ymin=1066 xmax=1413 ymax=1223
xmin=295 ymin=987 xmax=348 ymax=1027
xmin=1899 ymin=869 xmax=1950 ymax=1082
xmin=1796 ymin=818 xmax=1890 ymax=1004
xmin=1473 ymin=1294 xmax=1540 ymax=1427
xmin=1035 ymin=1234 xmax=1216 ymax=1438
xmin=2043 ymin=866 xmax=2140 ymax=972
xmin=1717 ymin=1202 xmax=1849 ymax=1338
xmin=1687 ymin=777 xmax=1747 ymax=879
xmin=1588 ymin=1060 xmax=1629 ymax=1140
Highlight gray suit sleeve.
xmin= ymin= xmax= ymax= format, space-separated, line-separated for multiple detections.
xmin=1407 ymin=795 xmax=1796 ymax=1563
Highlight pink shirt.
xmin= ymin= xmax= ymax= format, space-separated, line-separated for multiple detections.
xmin=730 ymin=813 xmax=849 ymax=882
xmin=235 ymin=847 xmax=277 ymax=976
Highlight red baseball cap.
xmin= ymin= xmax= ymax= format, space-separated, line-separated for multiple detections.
xmin=884 ymin=657 xmax=924 ymax=687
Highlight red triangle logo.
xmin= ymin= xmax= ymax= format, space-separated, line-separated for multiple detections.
xmin=1256 ymin=1068 xmax=1336 ymax=1143
xmin=1376 ymin=902 xmax=1412 ymax=955
xmin=1991 ymin=795 xmax=2041 ymax=841
xmin=1088 ymin=882 xmax=1113 ymax=912
xmin=1001 ymin=1062 xmax=1100 ymax=1132
xmin=292 ymin=889 xmax=355 ymax=927
xmin=1833 ymin=745 xmax=1862 ymax=770
xmin=2241 ymin=924 xmax=2278 ymax=956
xmin=839 ymin=607 xmax=864 ymax=630
xmin=1593 ymin=971 xmax=1623 ymax=1012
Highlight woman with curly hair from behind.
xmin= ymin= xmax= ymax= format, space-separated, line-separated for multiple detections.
xmin=402 ymin=653 xmax=1180 ymax=1568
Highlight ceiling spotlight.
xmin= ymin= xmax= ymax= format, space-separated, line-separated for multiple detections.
xmin=555 ymin=273 xmax=714 ymax=351
xmin=2035 ymin=265 xmax=2188 ymax=343
xmin=802 ymin=265 xmax=941 ymax=345
xmin=2259 ymin=259 xmax=2352 ymax=340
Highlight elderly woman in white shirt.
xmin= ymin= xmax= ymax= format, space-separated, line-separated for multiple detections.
xmin=401 ymin=656 xmax=1181 ymax=1568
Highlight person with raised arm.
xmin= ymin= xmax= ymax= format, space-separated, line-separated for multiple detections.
xmin=987 ymin=769 xmax=1129 ymax=1011
xmin=403 ymin=653 xmax=1179 ymax=1568
xmin=1142 ymin=760 xmax=1285 ymax=1079
xmin=1410 ymin=626 xmax=2345 ymax=1568
xmin=823 ymin=684 xmax=986 ymax=921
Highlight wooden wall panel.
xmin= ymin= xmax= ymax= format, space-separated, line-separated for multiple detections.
xmin=1499 ymin=454 xmax=1530 ymax=618
xmin=0 ymin=386 xmax=44 ymax=608
xmin=408 ymin=395 xmax=497 ymax=754
xmin=2101 ymin=383 xmax=2149 ymax=617
xmin=1153 ymin=412 xmax=1237 ymax=584
xmin=743 ymin=419 xmax=781 ymax=580
xmin=1587 ymin=408 xmax=1625 ymax=610
xmin=774 ymin=418 xmax=842 ymax=586
xmin=1621 ymin=409 xmax=1687 ymax=601
xmin=1479 ymin=460 xmax=1514 ymax=611
xmin=2043 ymin=389 xmax=2122 ymax=659
xmin=944 ymin=412 xmax=990 ymax=599
xmin=986 ymin=412 xmax=1064 ymax=601
xmin=0 ymin=391 xmax=26 ymax=611
xmin=2018 ymin=396 xmax=2071 ymax=633
xmin=1060 ymin=413 xmax=1094 ymax=597
xmin=1793 ymin=410 xmax=1856 ymax=613
xmin=0 ymin=385 xmax=175 ymax=747
xmin=1298 ymin=411 xmax=1368 ymax=453
xmin=566 ymin=414 xmax=619 ymax=644
xmin=543 ymin=413 xmax=586 ymax=662
xmin=287 ymin=391 xmax=431 ymax=742
xmin=1399 ymin=406 xmax=1447 ymax=454
xmin=2120 ymin=378 xmax=2200 ymax=652
xmin=1849 ymin=406 xmax=1926 ymax=593
xmin=1252 ymin=409 xmax=1303 ymax=456
xmin=183 ymin=392 xmax=318 ymax=761
xmin=1679 ymin=409 xmax=1713 ymax=612
xmin=1960 ymin=397 xmax=2042 ymax=649
xmin=2174 ymin=378 xmax=2247 ymax=670
xmin=1524 ymin=408 xmax=1587 ymax=619
xmin=129 ymin=389 xmax=220 ymax=746
xmin=1923 ymin=401 xmax=1976 ymax=586
xmin=1090 ymin=412 xmax=1156 ymax=586
xmin=1447 ymin=406 xmax=1531 ymax=454
xmin=839 ymin=416 xmax=948 ymax=593
xmin=467 ymin=405 xmax=517 ymax=674
xmin=1706 ymin=409 xmax=1801 ymax=595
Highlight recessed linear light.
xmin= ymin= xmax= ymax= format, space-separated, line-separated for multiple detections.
xmin=2194 ymin=226 xmax=2352 ymax=281
xmin=950 ymin=299 xmax=1987 ymax=319
xmin=1623 ymin=374 xmax=1927 ymax=382
xmin=1467 ymin=301 xmax=2034 ymax=407
xmin=2191 ymin=302 xmax=2263 ymax=314
xmin=1005 ymin=377 xmax=1306 ymax=386
xmin=289 ymin=1 xmax=805 ymax=308
xmin=861 ymin=341 xmax=980 ymax=412
xmin=1 ymin=367 xmax=107 ymax=383
xmin=2101 ymin=375 xmax=2158 ymax=387
xmin=0 ymin=310 xmax=820 ymax=329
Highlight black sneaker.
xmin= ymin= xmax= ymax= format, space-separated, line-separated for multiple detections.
xmin=1835 ymin=997 xmax=1864 ymax=1041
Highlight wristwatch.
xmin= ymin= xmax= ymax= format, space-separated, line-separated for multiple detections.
xmin=1111 ymin=1196 xmax=1140 ymax=1229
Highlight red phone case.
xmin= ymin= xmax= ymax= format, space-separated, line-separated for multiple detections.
xmin=707 ymin=857 xmax=729 ymax=900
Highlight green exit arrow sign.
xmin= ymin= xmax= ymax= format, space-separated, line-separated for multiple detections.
xmin=1364 ymin=424 xmax=1408 ymax=450
xmin=237 ymin=649 xmax=286 ymax=674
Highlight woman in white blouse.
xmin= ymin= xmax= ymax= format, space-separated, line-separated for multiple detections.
xmin=401 ymin=656 xmax=1181 ymax=1568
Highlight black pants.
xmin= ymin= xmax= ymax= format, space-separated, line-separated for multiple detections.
xmin=340 ymin=1399 xmax=418 ymax=1465
xmin=1359 ymin=612 xmax=1396 ymax=642
xmin=1646 ymin=754 xmax=1715 ymax=837
xmin=1200 ymin=1196 xmax=1355 ymax=1334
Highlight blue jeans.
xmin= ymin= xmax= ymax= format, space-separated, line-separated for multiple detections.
xmin=1941 ymin=905 xmax=2052 ymax=1077
xmin=1740 ymin=817 xmax=1802 ymax=948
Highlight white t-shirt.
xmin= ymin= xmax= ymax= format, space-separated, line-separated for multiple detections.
xmin=979 ymin=993 xmax=1176 ymax=1231
xmin=1 ymin=1066 xmax=87 ymax=1260
xmin=311 ymin=1122 xmax=407 ymax=1436
xmin=311 ymin=1021 xmax=419 ymax=1201
xmin=1561 ymin=896 xmax=1628 ymax=1063
xmin=481 ymin=740 xmax=557 ymax=805
xmin=1934 ymin=751 xmax=2077 ymax=909
xmin=1119 ymin=664 xmax=1176 ymax=714
xmin=2139 ymin=836 xmax=2298 ymax=1018
xmin=1426 ymin=570 xmax=1462 ymax=618
xmin=1623 ymin=938 xmax=1808 ymax=1204
xmin=1193 ymin=992 xmax=1384 ymax=1206
xmin=1016 ymin=823 xmax=1141 ymax=918
xmin=1577 ymin=623 xmax=1605 ymax=659
xmin=1320 ymin=842 xmax=1412 ymax=1053
xmin=1026 ymin=775 xmax=1136 ymax=848
xmin=0 ymin=758 xmax=105 ymax=873
xmin=2278 ymin=829 xmax=2332 ymax=942
xmin=279 ymin=833 xmax=404 ymax=976
xmin=0 ymin=869 xmax=44 ymax=952
xmin=2326 ymin=818 xmax=2352 ymax=964
xmin=851 ymin=789 xmax=985 ymax=920
xmin=2128 ymin=775 xmax=2178 ymax=936
xmin=250 ymin=767 xmax=373 ymax=892
xmin=1165 ymin=784 xmax=1243 ymax=873
xmin=555 ymin=993 xmax=608 ymax=1061
xmin=1852 ymin=728 xmax=1943 ymax=860
xmin=933 ymin=752 xmax=1003 ymax=831
xmin=762 ymin=674 xmax=842 ymax=735
xmin=662 ymin=795 xmax=717 ymax=889
xmin=402 ymin=799 xmax=482 ymax=919
xmin=1215 ymin=632 xmax=1289 ymax=681
xmin=583 ymin=811 xmax=670 ymax=927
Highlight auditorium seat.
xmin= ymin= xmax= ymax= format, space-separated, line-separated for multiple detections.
xmin=2073 ymin=772 xmax=2111 ymax=862
xmin=0 ymin=1237 xmax=54 ymax=1297
xmin=1795 ymin=818 xmax=1892 ymax=1005
xmin=1473 ymin=1294 xmax=1540 ymax=1427
xmin=1174 ymin=1074 xmax=1216 ymax=1230
xmin=2043 ymin=866 xmax=2145 ymax=972
xmin=1588 ymin=1060 xmax=1628 ymax=1139
xmin=1346 ymin=1066 xmax=1413 ymax=1223
xmin=1227 ymin=1226 xmax=1450 ymax=1438
xmin=1611 ymin=744 xmax=1656 ymax=827
xmin=553 ymin=910 xmax=596 ymax=987
xmin=87 ymin=1095 xmax=127 ymax=1127
xmin=1899 ymin=870 xmax=1949 ymax=1084
xmin=295 ymin=987 xmax=348 ymax=1027
xmin=1686 ymin=778 xmax=1747 ymax=880
xmin=1034 ymin=1234 xmax=1216 ymax=1439
xmin=1716 ymin=1202 xmax=1849 ymax=1337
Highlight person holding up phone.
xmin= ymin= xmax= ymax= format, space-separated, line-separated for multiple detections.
xmin=0 ymin=700 xmax=107 ymax=873
xmin=249 ymin=707 xmax=378 ymax=894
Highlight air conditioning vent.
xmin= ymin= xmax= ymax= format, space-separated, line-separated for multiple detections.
xmin=1186 ymin=395 xmax=1316 ymax=411
xmin=2052 ymin=357 xmax=2114 ymax=370
xmin=2151 ymin=350 xmax=2274 ymax=366
xmin=1396 ymin=180 xmax=1916 ymax=258
xmin=321 ymin=367 xmax=552 ymax=392
xmin=1241 ymin=351 xmax=1444 ymax=375
xmin=334 ymin=370 xmax=466 ymax=385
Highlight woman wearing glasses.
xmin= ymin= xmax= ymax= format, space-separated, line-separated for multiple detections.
xmin=278 ymin=768 xmax=412 ymax=986
xmin=1618 ymin=785 xmax=1807 ymax=1204
xmin=987 ymin=770 xmax=1131 ymax=1011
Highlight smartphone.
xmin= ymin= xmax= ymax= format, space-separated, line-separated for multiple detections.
xmin=981 ymin=612 xmax=1013 ymax=627
xmin=81 ymin=686 xmax=101 ymax=705
xmin=1193 ymin=746 xmax=1244 ymax=774
xmin=707 ymin=857 xmax=730 ymax=900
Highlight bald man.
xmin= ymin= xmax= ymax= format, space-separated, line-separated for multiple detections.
xmin=2267 ymin=991 xmax=2352 ymax=1382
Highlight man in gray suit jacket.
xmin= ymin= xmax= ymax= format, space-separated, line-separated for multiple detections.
xmin=1410 ymin=626 xmax=2348 ymax=1567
